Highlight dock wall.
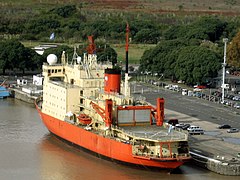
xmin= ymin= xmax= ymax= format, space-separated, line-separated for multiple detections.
xmin=9 ymin=88 xmax=38 ymax=104
xmin=190 ymin=151 xmax=240 ymax=176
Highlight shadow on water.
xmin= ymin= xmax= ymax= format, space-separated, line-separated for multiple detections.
xmin=39 ymin=134 xmax=174 ymax=180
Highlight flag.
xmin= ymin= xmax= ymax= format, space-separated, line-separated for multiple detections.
xmin=168 ymin=124 xmax=174 ymax=134
xmin=49 ymin=32 xmax=55 ymax=40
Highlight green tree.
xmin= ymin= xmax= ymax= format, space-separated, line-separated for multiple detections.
xmin=164 ymin=25 xmax=188 ymax=40
xmin=96 ymin=44 xmax=117 ymax=65
xmin=134 ymin=29 xmax=161 ymax=44
xmin=139 ymin=38 xmax=191 ymax=75
xmin=0 ymin=42 xmax=8 ymax=73
xmin=175 ymin=46 xmax=221 ymax=85
xmin=25 ymin=16 xmax=61 ymax=34
xmin=164 ymin=16 xmax=227 ymax=42
xmin=187 ymin=16 xmax=227 ymax=42
xmin=139 ymin=39 xmax=221 ymax=85
xmin=50 ymin=5 xmax=77 ymax=18
xmin=0 ymin=40 xmax=42 ymax=74
xmin=227 ymin=31 xmax=240 ymax=68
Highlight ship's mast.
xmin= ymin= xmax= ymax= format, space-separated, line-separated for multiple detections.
xmin=124 ymin=23 xmax=130 ymax=96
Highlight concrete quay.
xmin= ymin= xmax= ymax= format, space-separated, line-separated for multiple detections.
xmin=9 ymin=87 xmax=38 ymax=104
xmin=165 ymin=109 xmax=240 ymax=176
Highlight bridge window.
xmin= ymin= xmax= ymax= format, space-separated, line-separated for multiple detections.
xmin=80 ymin=98 xmax=84 ymax=104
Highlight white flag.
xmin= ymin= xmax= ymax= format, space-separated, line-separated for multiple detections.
xmin=49 ymin=33 xmax=55 ymax=40
xmin=168 ymin=124 xmax=173 ymax=134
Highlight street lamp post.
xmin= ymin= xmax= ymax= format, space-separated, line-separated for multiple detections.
xmin=222 ymin=38 xmax=228 ymax=102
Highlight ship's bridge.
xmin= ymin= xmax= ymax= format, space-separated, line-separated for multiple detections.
xmin=42 ymin=63 xmax=65 ymax=78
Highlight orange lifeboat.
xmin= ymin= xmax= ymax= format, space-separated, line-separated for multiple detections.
xmin=77 ymin=114 xmax=92 ymax=125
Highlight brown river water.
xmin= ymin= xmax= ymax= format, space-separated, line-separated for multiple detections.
xmin=0 ymin=98 xmax=237 ymax=180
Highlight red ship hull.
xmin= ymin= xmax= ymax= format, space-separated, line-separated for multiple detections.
xmin=36 ymin=107 xmax=189 ymax=169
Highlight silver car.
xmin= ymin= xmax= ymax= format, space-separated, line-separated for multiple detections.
xmin=227 ymin=128 xmax=239 ymax=133
xmin=234 ymin=103 xmax=240 ymax=109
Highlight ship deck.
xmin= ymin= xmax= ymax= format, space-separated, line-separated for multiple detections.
xmin=120 ymin=125 xmax=188 ymax=142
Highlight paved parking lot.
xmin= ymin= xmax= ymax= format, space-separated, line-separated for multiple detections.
xmin=132 ymin=82 xmax=240 ymax=129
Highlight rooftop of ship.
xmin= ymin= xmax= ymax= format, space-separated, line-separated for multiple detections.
xmin=120 ymin=125 xmax=186 ymax=141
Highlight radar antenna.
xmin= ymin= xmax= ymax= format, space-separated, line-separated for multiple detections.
xmin=71 ymin=46 xmax=79 ymax=65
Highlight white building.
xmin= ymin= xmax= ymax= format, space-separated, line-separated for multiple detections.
xmin=33 ymin=74 xmax=44 ymax=86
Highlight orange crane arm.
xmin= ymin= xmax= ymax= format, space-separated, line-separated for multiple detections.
xmin=90 ymin=100 xmax=113 ymax=127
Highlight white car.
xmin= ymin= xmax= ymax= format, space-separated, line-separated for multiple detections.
xmin=187 ymin=125 xmax=204 ymax=135
xmin=234 ymin=103 xmax=240 ymax=109
xmin=175 ymin=123 xmax=185 ymax=129
xmin=187 ymin=126 xmax=204 ymax=135
xmin=187 ymin=125 xmax=202 ymax=131
xmin=227 ymin=128 xmax=239 ymax=133
xmin=233 ymin=96 xmax=240 ymax=101
xmin=193 ymin=88 xmax=202 ymax=92
xmin=164 ymin=85 xmax=170 ymax=89
xmin=182 ymin=89 xmax=188 ymax=95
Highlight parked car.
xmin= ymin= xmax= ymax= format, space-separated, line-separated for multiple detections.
xmin=187 ymin=126 xmax=204 ymax=135
xmin=189 ymin=129 xmax=204 ymax=135
xmin=227 ymin=128 xmax=239 ymax=133
xmin=226 ymin=94 xmax=234 ymax=100
xmin=221 ymin=100 xmax=231 ymax=106
xmin=193 ymin=92 xmax=203 ymax=98
xmin=175 ymin=123 xmax=187 ymax=129
xmin=193 ymin=85 xmax=207 ymax=89
xmin=188 ymin=125 xmax=200 ymax=130
xmin=182 ymin=124 xmax=191 ymax=130
xmin=233 ymin=96 xmax=240 ymax=101
xmin=175 ymin=123 xmax=191 ymax=130
xmin=193 ymin=88 xmax=202 ymax=92
xmin=182 ymin=89 xmax=188 ymax=96
xmin=165 ymin=84 xmax=173 ymax=89
xmin=212 ymin=91 xmax=222 ymax=97
xmin=187 ymin=125 xmax=202 ymax=131
xmin=218 ymin=124 xmax=231 ymax=129
xmin=233 ymin=103 xmax=240 ymax=109
xmin=166 ymin=119 xmax=179 ymax=126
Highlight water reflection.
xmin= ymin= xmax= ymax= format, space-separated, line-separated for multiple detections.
xmin=40 ymin=134 xmax=232 ymax=180
xmin=39 ymin=134 xmax=172 ymax=180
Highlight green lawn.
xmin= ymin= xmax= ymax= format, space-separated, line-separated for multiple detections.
xmin=112 ymin=44 xmax=155 ymax=64
xmin=22 ymin=41 xmax=155 ymax=65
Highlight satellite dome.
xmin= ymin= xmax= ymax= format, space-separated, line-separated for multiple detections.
xmin=47 ymin=54 xmax=57 ymax=65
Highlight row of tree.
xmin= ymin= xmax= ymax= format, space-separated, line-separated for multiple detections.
xmin=1 ymin=5 xmax=240 ymax=44
xmin=1 ymin=4 xmax=240 ymax=84
xmin=139 ymin=38 xmax=222 ymax=85
xmin=0 ymin=5 xmax=163 ymax=43
xmin=138 ymin=18 xmax=240 ymax=85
